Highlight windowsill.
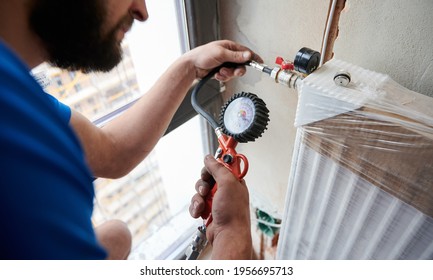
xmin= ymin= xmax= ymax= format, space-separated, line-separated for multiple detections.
xmin=127 ymin=205 xmax=202 ymax=260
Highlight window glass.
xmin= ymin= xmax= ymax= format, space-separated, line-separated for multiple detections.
xmin=32 ymin=0 xmax=205 ymax=259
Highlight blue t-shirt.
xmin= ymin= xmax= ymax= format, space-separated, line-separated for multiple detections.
xmin=0 ymin=40 xmax=107 ymax=259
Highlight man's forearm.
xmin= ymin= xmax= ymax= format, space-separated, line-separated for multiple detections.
xmin=211 ymin=227 xmax=253 ymax=260
xmin=72 ymin=56 xmax=197 ymax=178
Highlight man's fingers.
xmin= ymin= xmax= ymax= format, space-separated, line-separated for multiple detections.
xmin=219 ymin=40 xmax=264 ymax=64
xmin=200 ymin=166 xmax=212 ymax=181
xmin=195 ymin=178 xmax=211 ymax=196
xmin=189 ymin=193 xmax=205 ymax=218
xmin=203 ymin=155 xmax=236 ymax=184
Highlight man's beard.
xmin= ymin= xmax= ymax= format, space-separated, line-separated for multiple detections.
xmin=29 ymin=0 xmax=129 ymax=73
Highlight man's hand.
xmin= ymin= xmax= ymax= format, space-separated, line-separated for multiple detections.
xmin=189 ymin=155 xmax=252 ymax=259
xmin=183 ymin=40 xmax=263 ymax=82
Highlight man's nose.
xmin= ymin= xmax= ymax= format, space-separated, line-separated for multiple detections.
xmin=130 ymin=0 xmax=148 ymax=22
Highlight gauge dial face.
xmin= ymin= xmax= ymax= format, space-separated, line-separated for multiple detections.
xmin=223 ymin=97 xmax=256 ymax=134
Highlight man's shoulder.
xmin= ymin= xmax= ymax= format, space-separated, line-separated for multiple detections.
xmin=0 ymin=40 xmax=32 ymax=81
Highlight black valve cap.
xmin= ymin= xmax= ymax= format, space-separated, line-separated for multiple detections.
xmin=223 ymin=154 xmax=233 ymax=164
xmin=294 ymin=47 xmax=321 ymax=74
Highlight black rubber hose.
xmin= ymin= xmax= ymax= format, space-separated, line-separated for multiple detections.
xmin=191 ymin=62 xmax=250 ymax=130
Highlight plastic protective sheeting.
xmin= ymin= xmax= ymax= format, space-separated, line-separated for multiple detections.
xmin=277 ymin=59 xmax=433 ymax=260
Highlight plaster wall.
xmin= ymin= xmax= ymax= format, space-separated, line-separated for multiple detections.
xmin=333 ymin=0 xmax=433 ymax=97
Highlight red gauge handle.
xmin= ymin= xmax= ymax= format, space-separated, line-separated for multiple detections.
xmin=201 ymin=135 xmax=249 ymax=226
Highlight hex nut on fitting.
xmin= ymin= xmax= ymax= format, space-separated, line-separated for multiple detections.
xmin=334 ymin=70 xmax=351 ymax=87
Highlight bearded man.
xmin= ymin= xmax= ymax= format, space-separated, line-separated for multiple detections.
xmin=0 ymin=0 xmax=260 ymax=260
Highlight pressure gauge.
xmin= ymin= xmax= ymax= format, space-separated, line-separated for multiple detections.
xmin=294 ymin=47 xmax=321 ymax=74
xmin=219 ymin=92 xmax=270 ymax=143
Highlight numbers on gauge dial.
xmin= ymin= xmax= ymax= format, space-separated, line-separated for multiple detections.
xmin=223 ymin=97 xmax=256 ymax=134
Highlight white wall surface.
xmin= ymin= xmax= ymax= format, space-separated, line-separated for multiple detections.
xmin=333 ymin=0 xmax=433 ymax=97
